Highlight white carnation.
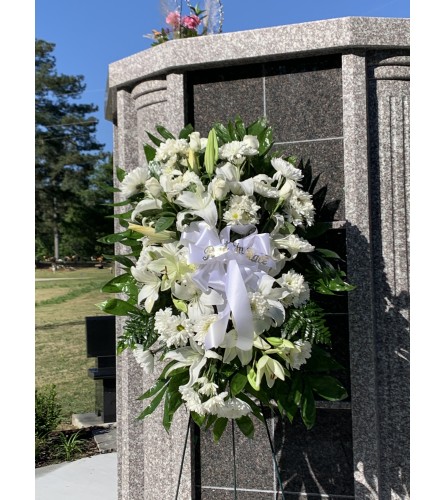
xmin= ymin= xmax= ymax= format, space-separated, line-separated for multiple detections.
xmin=216 ymin=397 xmax=251 ymax=419
xmin=132 ymin=344 xmax=154 ymax=374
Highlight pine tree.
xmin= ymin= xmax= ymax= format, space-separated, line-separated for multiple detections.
xmin=35 ymin=39 xmax=111 ymax=260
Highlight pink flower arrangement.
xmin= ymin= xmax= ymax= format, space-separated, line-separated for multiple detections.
xmin=182 ymin=14 xmax=201 ymax=30
xmin=144 ymin=1 xmax=223 ymax=47
xmin=166 ymin=11 xmax=181 ymax=29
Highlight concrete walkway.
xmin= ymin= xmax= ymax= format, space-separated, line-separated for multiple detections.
xmin=35 ymin=452 xmax=117 ymax=500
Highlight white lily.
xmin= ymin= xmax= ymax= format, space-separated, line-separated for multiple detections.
xmin=256 ymin=354 xmax=286 ymax=388
xmin=173 ymin=278 xmax=224 ymax=321
xmin=220 ymin=329 xmax=253 ymax=366
xmin=131 ymin=198 xmax=163 ymax=221
xmin=176 ymin=187 xmax=218 ymax=229
xmin=164 ymin=338 xmax=222 ymax=387
xmin=216 ymin=162 xmax=254 ymax=196
xmin=249 ymin=274 xmax=287 ymax=334
xmin=130 ymin=267 xmax=161 ymax=312
xmin=272 ymin=234 xmax=315 ymax=260
xmin=127 ymin=224 xmax=177 ymax=244
xmin=145 ymin=242 xmax=192 ymax=289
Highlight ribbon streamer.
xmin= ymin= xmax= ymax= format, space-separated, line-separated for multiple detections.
xmin=180 ymin=222 xmax=275 ymax=351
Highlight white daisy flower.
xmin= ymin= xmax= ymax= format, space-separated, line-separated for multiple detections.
xmin=120 ymin=166 xmax=150 ymax=198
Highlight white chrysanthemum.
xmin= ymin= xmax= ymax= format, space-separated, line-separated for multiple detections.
xmin=271 ymin=158 xmax=303 ymax=183
xmin=219 ymin=136 xmax=258 ymax=164
xmin=284 ymin=189 xmax=315 ymax=226
xmin=277 ymin=270 xmax=310 ymax=307
xmin=160 ymin=170 xmax=203 ymax=199
xmin=132 ymin=344 xmax=154 ymax=374
xmin=216 ymin=397 xmax=251 ymax=419
xmin=272 ymin=234 xmax=315 ymax=260
xmin=252 ymin=174 xmax=279 ymax=198
xmin=197 ymin=378 xmax=219 ymax=397
xmin=179 ymin=386 xmax=206 ymax=415
xmin=120 ymin=166 xmax=150 ymax=198
xmin=201 ymin=392 xmax=228 ymax=414
xmin=249 ymin=292 xmax=270 ymax=318
xmin=223 ymin=194 xmax=260 ymax=226
xmin=154 ymin=308 xmax=194 ymax=347
xmin=155 ymin=138 xmax=190 ymax=164
xmin=289 ymin=340 xmax=312 ymax=369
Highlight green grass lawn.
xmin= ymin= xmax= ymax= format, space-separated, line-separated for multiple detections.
xmin=35 ymin=267 xmax=114 ymax=425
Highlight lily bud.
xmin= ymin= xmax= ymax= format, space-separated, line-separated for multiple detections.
xmin=128 ymin=224 xmax=176 ymax=243
xmin=188 ymin=149 xmax=200 ymax=174
xmin=204 ymin=128 xmax=219 ymax=176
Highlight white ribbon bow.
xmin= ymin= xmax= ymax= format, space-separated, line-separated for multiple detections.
xmin=180 ymin=221 xmax=275 ymax=351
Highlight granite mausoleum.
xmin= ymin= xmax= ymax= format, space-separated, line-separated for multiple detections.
xmin=106 ymin=17 xmax=410 ymax=499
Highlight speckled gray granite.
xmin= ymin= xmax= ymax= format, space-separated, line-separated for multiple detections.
xmin=367 ymin=59 xmax=410 ymax=500
xmin=114 ymin=90 xmax=146 ymax=500
xmin=107 ymin=18 xmax=410 ymax=500
xmin=106 ymin=17 xmax=409 ymax=121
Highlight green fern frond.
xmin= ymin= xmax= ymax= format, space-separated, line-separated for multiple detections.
xmin=282 ymin=302 xmax=331 ymax=345
xmin=117 ymin=311 xmax=157 ymax=354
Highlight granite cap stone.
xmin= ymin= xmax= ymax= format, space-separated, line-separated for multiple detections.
xmin=106 ymin=17 xmax=409 ymax=121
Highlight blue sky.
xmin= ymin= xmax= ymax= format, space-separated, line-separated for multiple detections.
xmin=35 ymin=0 xmax=410 ymax=152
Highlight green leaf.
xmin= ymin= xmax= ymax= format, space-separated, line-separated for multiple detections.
xmin=102 ymin=254 xmax=135 ymax=268
xmin=97 ymin=230 xmax=135 ymax=244
xmin=137 ymin=383 xmax=169 ymax=419
xmin=230 ymin=373 xmax=247 ymax=396
xmin=144 ymin=144 xmax=156 ymax=162
xmin=275 ymin=380 xmax=298 ymax=423
xmin=97 ymin=298 xmax=139 ymax=316
xmin=172 ymin=298 xmax=188 ymax=313
xmin=139 ymin=379 xmax=168 ymax=401
xmin=103 ymin=199 xmax=132 ymax=207
xmin=316 ymin=248 xmax=342 ymax=260
xmin=247 ymin=365 xmax=260 ymax=391
xmin=227 ymin=121 xmax=237 ymax=141
xmin=301 ymin=222 xmax=331 ymax=239
xmin=234 ymin=116 xmax=246 ymax=140
xmin=213 ymin=123 xmax=231 ymax=143
xmin=101 ymin=273 xmax=134 ymax=293
xmin=300 ymin=385 xmax=316 ymax=430
xmin=304 ymin=346 xmax=345 ymax=372
xmin=154 ymin=216 xmax=175 ymax=232
xmin=291 ymin=374 xmax=304 ymax=406
xmin=246 ymin=117 xmax=268 ymax=137
xmin=146 ymin=131 xmax=163 ymax=147
xmin=179 ymin=124 xmax=194 ymax=139
xmin=156 ymin=125 xmax=175 ymax=140
xmin=205 ymin=413 xmax=218 ymax=430
xmin=163 ymin=391 xmax=183 ymax=431
xmin=307 ymin=375 xmax=348 ymax=401
xmin=116 ymin=167 xmax=126 ymax=182
xmin=236 ymin=415 xmax=254 ymax=439
xmin=212 ymin=417 xmax=228 ymax=442
xmin=258 ymin=127 xmax=274 ymax=156
xmin=191 ymin=411 xmax=206 ymax=427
